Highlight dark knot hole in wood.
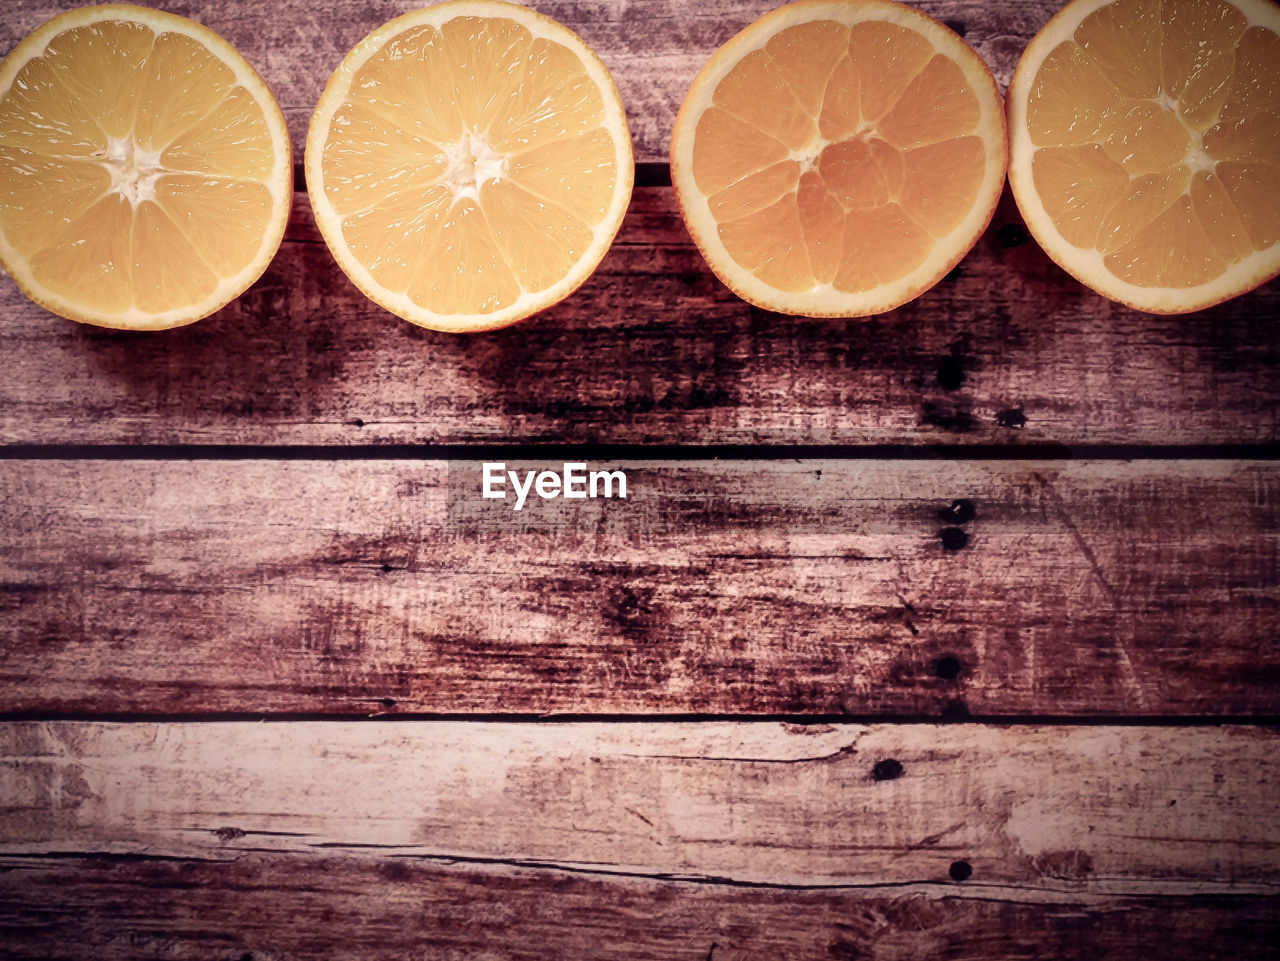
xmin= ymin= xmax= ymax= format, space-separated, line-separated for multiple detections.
xmin=937 ymin=499 xmax=976 ymax=525
xmin=949 ymin=860 xmax=974 ymax=882
xmin=996 ymin=407 xmax=1028 ymax=429
xmin=871 ymin=758 xmax=904 ymax=781
xmin=933 ymin=655 xmax=963 ymax=680
xmin=936 ymin=356 xmax=965 ymax=390
xmin=939 ymin=527 xmax=969 ymax=551
xmin=997 ymin=223 xmax=1029 ymax=247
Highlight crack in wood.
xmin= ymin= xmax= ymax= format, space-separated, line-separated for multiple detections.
xmin=618 ymin=744 xmax=859 ymax=765
xmin=6 ymin=850 xmax=1279 ymax=902
xmin=891 ymin=822 xmax=968 ymax=859
xmin=1033 ymin=472 xmax=1149 ymax=711
xmin=625 ymin=807 xmax=656 ymax=829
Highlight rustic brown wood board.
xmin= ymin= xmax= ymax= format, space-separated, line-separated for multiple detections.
xmin=1 ymin=8 xmax=1277 ymax=447
xmin=2 ymin=188 xmax=1278 ymax=447
xmin=1 ymin=0 xmax=1278 ymax=958
xmin=2 ymin=458 xmax=1278 ymax=716
xmin=2 ymin=723 xmax=1280 ymax=959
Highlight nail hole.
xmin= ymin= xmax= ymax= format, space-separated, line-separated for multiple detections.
xmin=351 ymin=418 xmax=365 ymax=428
xmin=940 ymin=527 xmax=969 ymax=551
xmin=871 ymin=758 xmax=904 ymax=781
xmin=949 ymin=860 xmax=973 ymax=882
xmin=380 ymin=563 xmax=395 ymax=573
xmin=937 ymin=499 xmax=976 ymax=525
xmin=936 ymin=356 xmax=965 ymax=390
xmin=996 ymin=408 xmax=1027 ymax=429
xmin=381 ymin=698 xmax=396 ymax=708
xmin=933 ymin=655 xmax=962 ymax=680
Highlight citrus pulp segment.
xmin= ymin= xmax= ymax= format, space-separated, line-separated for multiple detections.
xmin=306 ymin=0 xmax=634 ymax=332
xmin=670 ymin=0 xmax=1008 ymax=317
xmin=0 ymin=4 xmax=292 ymax=329
xmin=1008 ymin=0 xmax=1280 ymax=313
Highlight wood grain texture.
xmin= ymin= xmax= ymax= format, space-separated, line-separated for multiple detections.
xmin=0 ymin=0 xmax=1053 ymax=163
xmin=2 ymin=190 xmax=1278 ymax=446
xmin=3 ymin=2 xmax=1277 ymax=955
xmin=4 ymin=722 xmax=1279 ymax=891
xmin=3 ymin=853 xmax=1277 ymax=961
xmin=1 ymin=458 xmax=1275 ymax=715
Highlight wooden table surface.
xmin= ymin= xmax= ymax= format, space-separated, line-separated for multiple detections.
xmin=1 ymin=1 xmax=1278 ymax=958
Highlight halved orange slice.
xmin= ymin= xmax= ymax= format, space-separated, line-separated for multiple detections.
xmin=1008 ymin=0 xmax=1280 ymax=313
xmin=670 ymin=0 xmax=1008 ymax=317
xmin=306 ymin=0 xmax=634 ymax=333
xmin=0 ymin=4 xmax=292 ymax=330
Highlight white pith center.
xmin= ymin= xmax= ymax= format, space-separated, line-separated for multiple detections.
xmin=99 ymin=135 xmax=166 ymax=206
xmin=790 ymin=120 xmax=876 ymax=174
xmin=443 ymin=131 xmax=507 ymax=202
xmin=1156 ymin=91 xmax=1218 ymax=177
xmin=1183 ymin=125 xmax=1215 ymax=174
xmin=793 ymin=137 xmax=827 ymax=174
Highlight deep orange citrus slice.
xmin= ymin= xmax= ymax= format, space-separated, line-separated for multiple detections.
xmin=671 ymin=0 xmax=1008 ymax=317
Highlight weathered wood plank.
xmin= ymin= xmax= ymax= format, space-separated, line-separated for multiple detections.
xmin=0 ymin=1 xmax=1055 ymax=163
xmin=4 ymin=3 xmax=1275 ymax=446
xmin=3 ymin=722 xmax=1279 ymax=891
xmin=1 ymin=459 xmax=1275 ymax=715
xmin=2 ymin=853 xmax=1277 ymax=961
xmin=2 ymin=189 xmax=1278 ymax=446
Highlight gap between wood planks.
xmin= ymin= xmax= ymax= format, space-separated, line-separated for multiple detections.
xmin=3 ymin=443 xmax=1279 ymax=461
xmin=2 ymin=712 xmax=1279 ymax=725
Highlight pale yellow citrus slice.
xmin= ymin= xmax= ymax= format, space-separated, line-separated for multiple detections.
xmin=306 ymin=0 xmax=634 ymax=333
xmin=0 ymin=4 xmax=292 ymax=330
xmin=1008 ymin=0 xmax=1280 ymax=313
xmin=670 ymin=0 xmax=1008 ymax=317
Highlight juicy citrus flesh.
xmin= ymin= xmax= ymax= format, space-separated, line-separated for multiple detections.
xmin=671 ymin=0 xmax=1008 ymax=317
xmin=1010 ymin=0 xmax=1280 ymax=312
xmin=0 ymin=5 xmax=291 ymax=329
xmin=307 ymin=0 xmax=634 ymax=332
